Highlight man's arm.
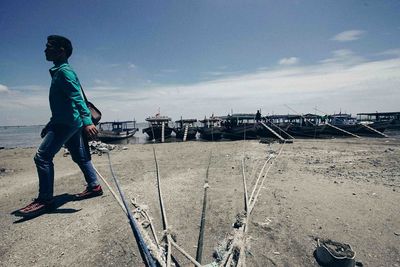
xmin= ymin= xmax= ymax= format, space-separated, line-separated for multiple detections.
xmin=60 ymin=69 xmax=98 ymax=138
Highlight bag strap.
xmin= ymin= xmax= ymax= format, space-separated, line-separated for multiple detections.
xmin=80 ymin=86 xmax=89 ymax=103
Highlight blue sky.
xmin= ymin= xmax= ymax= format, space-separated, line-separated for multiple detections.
xmin=1 ymin=0 xmax=400 ymax=125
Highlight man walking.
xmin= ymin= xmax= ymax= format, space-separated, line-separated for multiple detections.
xmin=14 ymin=35 xmax=103 ymax=217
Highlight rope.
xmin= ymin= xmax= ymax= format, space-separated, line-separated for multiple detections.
xmin=241 ymin=158 xmax=249 ymax=213
xmin=248 ymin=155 xmax=273 ymax=204
xmin=265 ymin=118 xmax=295 ymax=139
xmin=151 ymin=141 xmax=202 ymax=267
xmin=259 ymin=121 xmax=286 ymax=141
xmin=105 ymin=152 xmax=157 ymax=267
xmin=249 ymin=142 xmax=286 ymax=214
xmin=360 ymin=123 xmax=388 ymax=137
xmin=221 ymin=141 xmax=286 ymax=266
xmin=131 ymin=198 xmax=161 ymax=249
xmin=152 ymin=146 xmax=172 ymax=266
xmin=195 ymin=151 xmax=212 ymax=263
xmin=326 ymin=123 xmax=361 ymax=138
xmin=93 ymin=165 xmax=126 ymax=213
xmin=93 ymin=166 xmax=166 ymax=266
xmin=170 ymin=240 xmax=202 ymax=267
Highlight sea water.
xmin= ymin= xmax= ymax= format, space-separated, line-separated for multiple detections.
xmin=0 ymin=122 xmax=183 ymax=148
xmin=0 ymin=125 xmax=43 ymax=148
xmin=1 ymin=124 xmax=399 ymax=149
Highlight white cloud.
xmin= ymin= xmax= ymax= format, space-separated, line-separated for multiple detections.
xmin=320 ymin=49 xmax=365 ymax=65
xmin=332 ymin=30 xmax=365 ymax=42
xmin=0 ymin=84 xmax=10 ymax=93
xmin=377 ymin=48 xmax=400 ymax=57
xmin=278 ymin=57 xmax=299 ymax=66
xmin=84 ymin=51 xmax=400 ymax=122
xmin=2 ymin=51 xmax=400 ymax=125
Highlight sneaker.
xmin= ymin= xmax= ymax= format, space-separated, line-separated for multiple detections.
xmin=13 ymin=198 xmax=54 ymax=217
xmin=74 ymin=185 xmax=103 ymax=200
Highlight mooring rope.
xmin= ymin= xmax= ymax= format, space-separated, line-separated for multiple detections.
xmin=93 ymin=165 xmax=126 ymax=213
xmin=151 ymin=146 xmax=173 ymax=267
xmin=151 ymin=143 xmax=204 ymax=267
xmin=170 ymin=240 xmax=202 ymax=267
xmin=248 ymin=155 xmax=274 ymax=204
xmin=249 ymin=141 xmax=286 ymax=214
xmin=241 ymin=157 xmax=249 ymax=213
xmin=195 ymin=151 xmax=212 ymax=263
xmin=220 ymin=140 xmax=287 ymax=267
xmin=93 ymin=165 xmax=167 ymax=266
xmin=104 ymin=152 xmax=157 ymax=267
xmin=131 ymin=198 xmax=161 ymax=249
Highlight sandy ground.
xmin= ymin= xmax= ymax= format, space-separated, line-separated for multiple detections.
xmin=0 ymin=137 xmax=400 ymax=267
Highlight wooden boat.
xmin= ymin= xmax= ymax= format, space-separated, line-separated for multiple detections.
xmin=97 ymin=121 xmax=138 ymax=142
xmin=322 ymin=113 xmax=390 ymax=137
xmin=257 ymin=117 xmax=293 ymax=139
xmin=267 ymin=114 xmax=326 ymax=138
xmin=357 ymin=112 xmax=399 ymax=130
xmin=173 ymin=118 xmax=198 ymax=140
xmin=221 ymin=113 xmax=260 ymax=140
xmin=198 ymin=116 xmax=223 ymax=141
xmin=142 ymin=115 xmax=173 ymax=140
xmin=356 ymin=120 xmax=391 ymax=136
xmin=321 ymin=113 xmax=361 ymax=137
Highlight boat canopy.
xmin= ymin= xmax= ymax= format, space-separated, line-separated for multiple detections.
xmin=357 ymin=112 xmax=400 ymax=121
xmin=145 ymin=116 xmax=171 ymax=122
xmin=267 ymin=114 xmax=321 ymax=120
xmin=175 ymin=119 xmax=197 ymax=123
xmin=98 ymin=121 xmax=137 ymax=131
xmin=220 ymin=113 xmax=257 ymax=120
xmin=357 ymin=111 xmax=400 ymax=116
xmin=199 ymin=116 xmax=222 ymax=123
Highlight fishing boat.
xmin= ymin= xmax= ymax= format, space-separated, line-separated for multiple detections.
xmin=221 ymin=113 xmax=260 ymax=140
xmin=322 ymin=113 xmax=390 ymax=137
xmin=321 ymin=113 xmax=361 ymax=137
xmin=97 ymin=121 xmax=138 ymax=142
xmin=355 ymin=120 xmax=391 ymax=136
xmin=198 ymin=116 xmax=223 ymax=141
xmin=267 ymin=114 xmax=326 ymax=138
xmin=257 ymin=117 xmax=293 ymax=139
xmin=142 ymin=114 xmax=173 ymax=140
xmin=357 ymin=112 xmax=400 ymax=130
xmin=173 ymin=118 xmax=198 ymax=140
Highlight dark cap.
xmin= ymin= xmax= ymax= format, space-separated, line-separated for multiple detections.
xmin=47 ymin=35 xmax=73 ymax=58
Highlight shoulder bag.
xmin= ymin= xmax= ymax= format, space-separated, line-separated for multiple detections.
xmin=81 ymin=87 xmax=102 ymax=125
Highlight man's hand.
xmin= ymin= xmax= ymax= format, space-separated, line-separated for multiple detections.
xmin=84 ymin=124 xmax=98 ymax=139
xmin=40 ymin=127 xmax=48 ymax=138
xmin=40 ymin=124 xmax=50 ymax=138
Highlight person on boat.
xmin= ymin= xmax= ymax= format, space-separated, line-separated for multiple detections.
xmin=14 ymin=35 xmax=103 ymax=218
xmin=255 ymin=110 xmax=261 ymax=122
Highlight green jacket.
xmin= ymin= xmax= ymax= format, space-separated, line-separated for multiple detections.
xmin=48 ymin=61 xmax=92 ymax=128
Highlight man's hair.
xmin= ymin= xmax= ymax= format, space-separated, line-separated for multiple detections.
xmin=47 ymin=35 xmax=73 ymax=58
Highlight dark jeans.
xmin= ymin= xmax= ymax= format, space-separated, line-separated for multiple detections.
xmin=34 ymin=124 xmax=99 ymax=200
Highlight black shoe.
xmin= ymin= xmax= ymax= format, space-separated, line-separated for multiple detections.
xmin=74 ymin=185 xmax=103 ymax=200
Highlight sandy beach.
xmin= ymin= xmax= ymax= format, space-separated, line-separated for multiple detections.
xmin=1 ymin=137 xmax=399 ymax=266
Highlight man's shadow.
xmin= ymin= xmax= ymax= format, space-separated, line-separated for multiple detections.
xmin=11 ymin=193 xmax=81 ymax=224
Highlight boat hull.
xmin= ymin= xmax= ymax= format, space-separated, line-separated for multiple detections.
xmin=222 ymin=124 xmax=259 ymax=140
xmin=97 ymin=129 xmax=138 ymax=142
xmin=142 ymin=126 xmax=173 ymax=140
xmin=322 ymin=121 xmax=389 ymax=136
xmin=285 ymin=124 xmax=326 ymax=138
xmin=257 ymin=123 xmax=293 ymax=139
xmin=174 ymin=128 xmax=198 ymax=140
xmin=198 ymin=127 xmax=223 ymax=141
